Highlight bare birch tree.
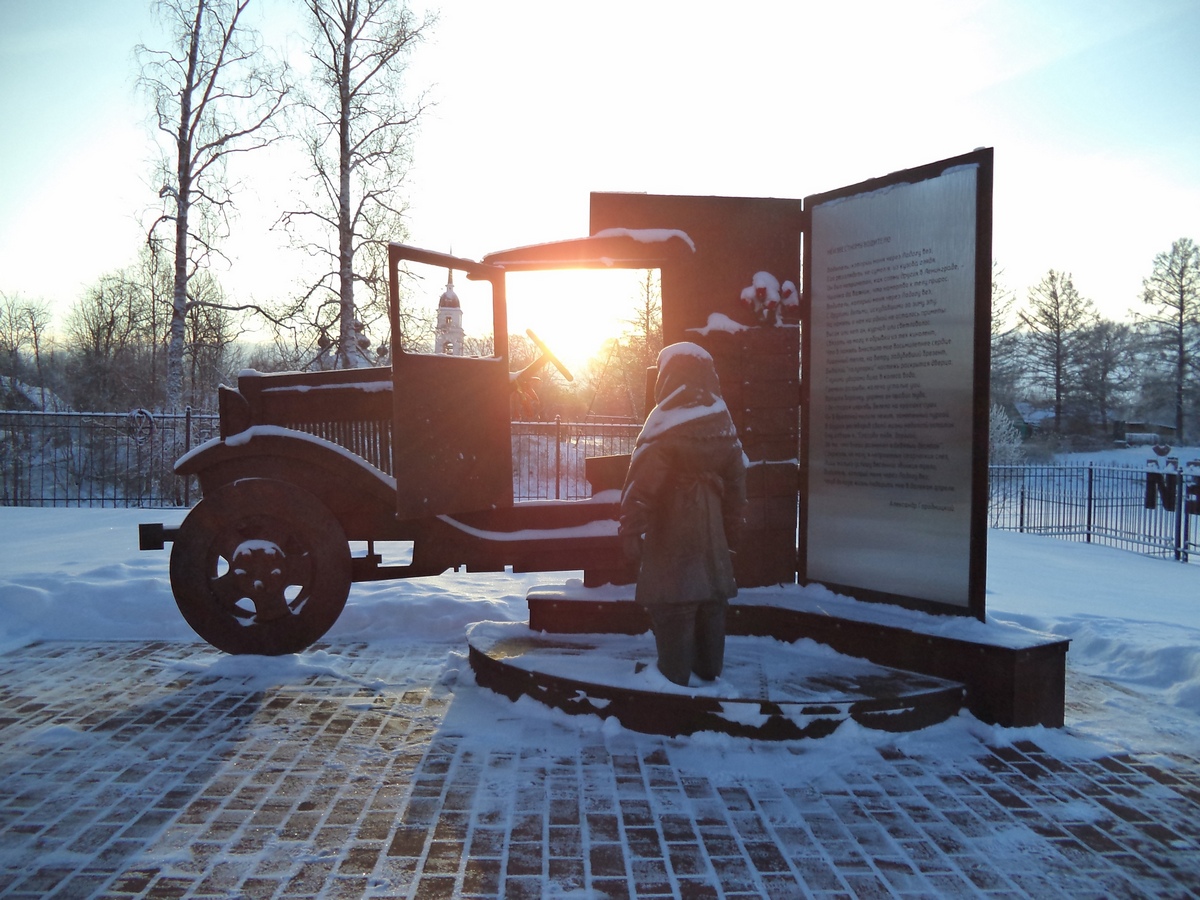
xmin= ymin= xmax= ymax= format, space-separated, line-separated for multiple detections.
xmin=65 ymin=271 xmax=157 ymax=410
xmin=139 ymin=0 xmax=288 ymax=409
xmin=279 ymin=0 xmax=434 ymax=369
xmin=578 ymin=272 xmax=664 ymax=421
xmin=0 ymin=293 xmax=43 ymax=380
xmin=0 ymin=293 xmax=54 ymax=409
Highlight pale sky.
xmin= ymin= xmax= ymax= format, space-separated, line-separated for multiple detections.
xmin=1 ymin=0 xmax=1198 ymax=367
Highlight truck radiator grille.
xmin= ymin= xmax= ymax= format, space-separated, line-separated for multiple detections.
xmin=283 ymin=419 xmax=394 ymax=476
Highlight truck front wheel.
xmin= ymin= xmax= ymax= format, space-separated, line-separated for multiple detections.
xmin=170 ymin=479 xmax=351 ymax=655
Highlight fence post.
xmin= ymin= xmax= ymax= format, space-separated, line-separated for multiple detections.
xmin=1086 ymin=465 xmax=1094 ymax=544
xmin=554 ymin=415 xmax=562 ymax=500
xmin=1019 ymin=484 xmax=1025 ymax=533
xmin=1175 ymin=471 xmax=1185 ymax=563
xmin=183 ymin=407 xmax=192 ymax=507
xmin=1183 ymin=483 xmax=1192 ymax=564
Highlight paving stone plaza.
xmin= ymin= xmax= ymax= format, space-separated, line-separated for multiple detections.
xmin=1 ymin=640 xmax=1198 ymax=899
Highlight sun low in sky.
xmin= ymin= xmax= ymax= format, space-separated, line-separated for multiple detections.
xmin=409 ymin=263 xmax=648 ymax=376
xmin=1 ymin=0 xmax=1198 ymax=338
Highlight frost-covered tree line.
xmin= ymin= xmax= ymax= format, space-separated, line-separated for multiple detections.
xmin=6 ymin=230 xmax=1198 ymax=441
xmin=3 ymin=1 xmax=1196 ymax=431
xmin=0 ymin=263 xmax=664 ymax=419
xmin=2 ymin=0 xmax=438 ymax=413
xmin=991 ymin=236 xmax=1200 ymax=451
xmin=0 ymin=0 xmax=661 ymax=420
xmin=0 ymin=242 xmax=241 ymax=412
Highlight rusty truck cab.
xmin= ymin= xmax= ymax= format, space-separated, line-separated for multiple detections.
xmin=384 ymin=234 xmax=695 ymax=522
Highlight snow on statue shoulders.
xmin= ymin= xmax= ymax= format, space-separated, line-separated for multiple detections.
xmin=634 ymin=395 xmax=735 ymax=447
xmin=634 ymin=343 xmax=737 ymax=448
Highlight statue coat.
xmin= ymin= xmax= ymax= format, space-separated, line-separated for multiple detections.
xmin=619 ymin=344 xmax=747 ymax=608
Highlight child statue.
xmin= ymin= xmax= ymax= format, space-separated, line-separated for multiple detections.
xmin=619 ymin=342 xmax=748 ymax=686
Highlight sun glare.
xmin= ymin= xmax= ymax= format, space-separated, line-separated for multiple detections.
xmin=507 ymin=269 xmax=649 ymax=376
xmin=439 ymin=267 xmax=649 ymax=377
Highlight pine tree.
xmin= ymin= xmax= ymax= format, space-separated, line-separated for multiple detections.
xmin=1019 ymin=271 xmax=1097 ymax=434
xmin=1137 ymin=238 xmax=1200 ymax=442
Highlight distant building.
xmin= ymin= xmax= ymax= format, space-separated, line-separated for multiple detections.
xmin=435 ymin=269 xmax=464 ymax=356
xmin=1013 ymin=401 xmax=1053 ymax=438
xmin=1115 ymin=419 xmax=1177 ymax=446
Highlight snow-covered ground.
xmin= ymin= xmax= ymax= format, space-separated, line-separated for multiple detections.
xmin=1056 ymin=443 xmax=1200 ymax=468
xmin=1 ymin=505 xmax=1197 ymax=768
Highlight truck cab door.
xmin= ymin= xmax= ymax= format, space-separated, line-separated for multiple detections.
xmin=388 ymin=244 xmax=514 ymax=521
xmin=391 ymin=351 xmax=513 ymax=520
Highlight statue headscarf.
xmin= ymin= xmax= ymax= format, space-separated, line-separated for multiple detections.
xmin=631 ymin=343 xmax=739 ymax=456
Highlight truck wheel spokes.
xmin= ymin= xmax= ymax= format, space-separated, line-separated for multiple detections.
xmin=171 ymin=480 xmax=350 ymax=655
xmin=211 ymin=537 xmax=311 ymax=623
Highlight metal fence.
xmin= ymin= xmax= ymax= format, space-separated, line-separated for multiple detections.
xmin=0 ymin=409 xmax=219 ymax=508
xmin=989 ymin=463 xmax=1200 ymax=563
xmin=511 ymin=418 xmax=641 ymax=500
xmin=4 ymin=410 xmax=1198 ymax=565
xmin=0 ymin=410 xmax=639 ymax=509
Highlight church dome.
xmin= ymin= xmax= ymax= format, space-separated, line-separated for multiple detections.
xmin=438 ymin=285 xmax=460 ymax=308
xmin=438 ymin=268 xmax=460 ymax=308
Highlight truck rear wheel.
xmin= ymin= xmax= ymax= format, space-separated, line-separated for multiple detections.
xmin=170 ymin=479 xmax=351 ymax=655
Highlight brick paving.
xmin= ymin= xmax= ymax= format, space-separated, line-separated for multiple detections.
xmin=1 ymin=641 xmax=1198 ymax=899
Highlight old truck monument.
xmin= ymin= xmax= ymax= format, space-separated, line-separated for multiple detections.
xmin=142 ymin=148 xmax=1070 ymax=738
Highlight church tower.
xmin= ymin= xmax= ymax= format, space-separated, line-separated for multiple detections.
xmin=435 ymin=268 xmax=464 ymax=356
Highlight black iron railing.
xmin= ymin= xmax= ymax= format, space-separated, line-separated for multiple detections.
xmin=989 ymin=462 xmax=1199 ymax=562
xmin=0 ymin=409 xmax=219 ymax=508
xmin=511 ymin=417 xmax=641 ymax=500
xmin=0 ymin=410 xmax=639 ymax=508
xmin=4 ymin=410 xmax=1197 ymax=565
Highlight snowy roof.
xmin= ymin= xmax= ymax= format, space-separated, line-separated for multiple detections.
xmin=481 ymin=229 xmax=695 ymax=271
xmin=0 ymin=376 xmax=71 ymax=412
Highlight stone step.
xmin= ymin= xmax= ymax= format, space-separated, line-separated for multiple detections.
xmin=467 ymin=622 xmax=964 ymax=740
xmin=525 ymin=591 xmax=1070 ymax=728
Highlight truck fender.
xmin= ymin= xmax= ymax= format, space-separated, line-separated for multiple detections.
xmin=175 ymin=426 xmax=399 ymax=539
